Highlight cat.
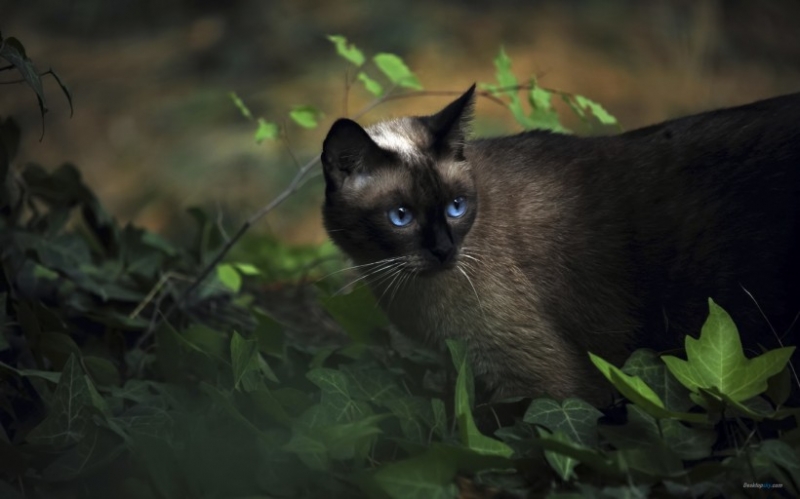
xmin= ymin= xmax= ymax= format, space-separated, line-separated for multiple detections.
xmin=320 ymin=84 xmax=800 ymax=406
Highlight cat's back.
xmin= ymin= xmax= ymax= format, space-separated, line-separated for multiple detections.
xmin=463 ymin=93 xmax=800 ymax=354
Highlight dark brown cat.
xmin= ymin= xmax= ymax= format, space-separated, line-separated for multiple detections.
xmin=320 ymin=85 xmax=800 ymax=405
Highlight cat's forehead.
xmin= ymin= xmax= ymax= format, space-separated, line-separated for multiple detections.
xmin=366 ymin=118 xmax=428 ymax=161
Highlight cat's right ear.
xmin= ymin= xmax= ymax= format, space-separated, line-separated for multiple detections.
xmin=322 ymin=119 xmax=386 ymax=191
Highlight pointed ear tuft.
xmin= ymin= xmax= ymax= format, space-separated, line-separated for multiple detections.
xmin=322 ymin=119 xmax=387 ymax=191
xmin=424 ymin=84 xmax=476 ymax=158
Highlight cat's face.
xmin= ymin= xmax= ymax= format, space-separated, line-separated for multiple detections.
xmin=321 ymin=86 xmax=477 ymax=277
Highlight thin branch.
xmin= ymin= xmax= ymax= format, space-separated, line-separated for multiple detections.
xmin=343 ymin=68 xmax=350 ymax=117
xmin=279 ymin=122 xmax=302 ymax=170
xmin=141 ymin=155 xmax=320 ymax=342
xmin=353 ymin=83 xmax=538 ymax=118
xmin=0 ymin=68 xmax=53 ymax=84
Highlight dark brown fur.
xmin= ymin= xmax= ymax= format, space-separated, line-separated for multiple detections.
xmin=321 ymin=87 xmax=800 ymax=405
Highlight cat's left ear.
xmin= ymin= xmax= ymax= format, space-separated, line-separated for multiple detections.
xmin=424 ymin=83 xmax=476 ymax=159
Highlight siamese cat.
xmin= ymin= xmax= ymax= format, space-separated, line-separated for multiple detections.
xmin=320 ymin=84 xmax=800 ymax=406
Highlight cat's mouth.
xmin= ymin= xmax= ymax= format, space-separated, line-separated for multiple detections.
xmin=415 ymin=256 xmax=459 ymax=276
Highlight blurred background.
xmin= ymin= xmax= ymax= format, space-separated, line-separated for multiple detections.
xmin=1 ymin=0 xmax=799 ymax=248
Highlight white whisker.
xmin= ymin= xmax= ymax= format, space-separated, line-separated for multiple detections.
xmin=333 ymin=259 xmax=403 ymax=295
xmin=375 ymin=266 xmax=407 ymax=306
xmin=458 ymin=263 xmax=487 ymax=325
xmin=315 ymin=256 xmax=404 ymax=283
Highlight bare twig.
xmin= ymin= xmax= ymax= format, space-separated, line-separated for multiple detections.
xmin=140 ymin=82 xmax=536 ymax=344
xmin=343 ymin=68 xmax=350 ymax=117
xmin=279 ymin=122 xmax=302 ymax=170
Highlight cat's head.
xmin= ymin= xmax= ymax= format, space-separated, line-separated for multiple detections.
xmin=321 ymin=85 xmax=477 ymax=276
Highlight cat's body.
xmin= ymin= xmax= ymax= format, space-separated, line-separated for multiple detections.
xmin=321 ymin=87 xmax=800 ymax=405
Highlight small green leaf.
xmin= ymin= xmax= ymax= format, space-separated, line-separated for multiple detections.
xmin=229 ymin=91 xmax=253 ymax=120
xmin=590 ymin=352 xmax=706 ymax=423
xmin=327 ymin=35 xmax=365 ymax=66
xmin=574 ymin=95 xmax=618 ymax=126
xmin=357 ymin=71 xmax=383 ymax=96
xmin=590 ymin=352 xmax=665 ymax=409
xmin=450 ymin=344 xmax=514 ymax=458
xmin=33 ymin=264 xmax=59 ymax=280
xmin=0 ymin=361 xmax=61 ymax=383
xmin=289 ymin=105 xmax=322 ymax=129
xmin=255 ymin=118 xmax=279 ymax=143
xmin=431 ymin=398 xmax=447 ymax=439
xmin=233 ymin=262 xmax=260 ymax=275
xmin=527 ymin=84 xmax=566 ymax=132
xmin=493 ymin=46 xmax=518 ymax=91
xmin=283 ymin=432 xmax=328 ymax=470
xmin=216 ymin=263 xmax=242 ymax=293
xmin=373 ymin=53 xmax=422 ymax=90
xmin=529 ymin=85 xmax=553 ymax=111
xmin=540 ymin=429 xmax=578 ymax=481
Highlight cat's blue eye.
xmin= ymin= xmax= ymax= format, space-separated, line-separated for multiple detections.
xmin=446 ymin=197 xmax=467 ymax=218
xmin=388 ymin=206 xmax=414 ymax=227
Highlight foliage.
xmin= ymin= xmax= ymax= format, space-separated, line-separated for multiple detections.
xmin=0 ymin=33 xmax=72 ymax=139
xmin=1 ymin=34 xmax=799 ymax=499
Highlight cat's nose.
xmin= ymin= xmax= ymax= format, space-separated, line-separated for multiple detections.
xmin=430 ymin=245 xmax=456 ymax=265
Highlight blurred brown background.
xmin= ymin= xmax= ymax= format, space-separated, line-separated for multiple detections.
xmin=2 ymin=0 xmax=799 ymax=246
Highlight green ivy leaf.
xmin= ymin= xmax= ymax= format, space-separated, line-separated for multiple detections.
xmin=662 ymin=299 xmax=795 ymax=403
xmin=41 ymin=426 xmax=125 ymax=481
xmin=327 ymin=35 xmax=365 ymax=66
xmin=283 ymin=432 xmax=328 ymax=470
xmin=340 ymin=364 xmax=403 ymax=406
xmin=216 ymin=264 xmax=242 ymax=293
xmin=27 ymin=354 xmax=107 ymax=447
xmin=357 ymin=71 xmax=383 ymax=96
xmin=622 ymin=349 xmax=693 ymax=412
xmin=383 ymin=395 xmax=434 ymax=444
xmin=289 ymin=105 xmax=322 ymax=129
xmin=373 ymin=53 xmax=422 ymax=90
xmin=600 ymin=405 xmax=716 ymax=461
xmin=523 ymin=397 xmax=602 ymax=448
